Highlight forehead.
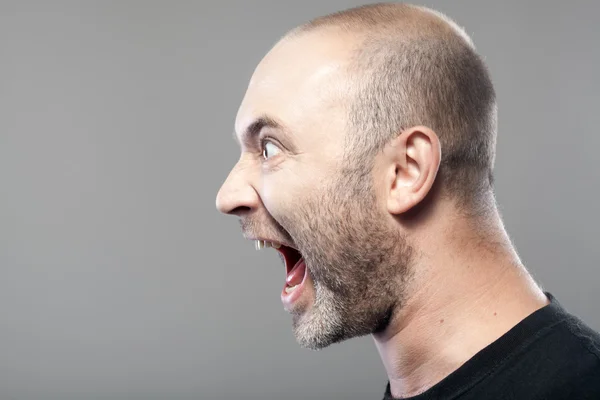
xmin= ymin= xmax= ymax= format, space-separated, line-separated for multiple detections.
xmin=235 ymin=31 xmax=355 ymax=143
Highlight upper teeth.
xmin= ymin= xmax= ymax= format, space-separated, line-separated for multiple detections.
xmin=255 ymin=240 xmax=281 ymax=250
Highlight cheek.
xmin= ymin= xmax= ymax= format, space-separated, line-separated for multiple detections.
xmin=260 ymin=172 xmax=300 ymax=215
xmin=260 ymin=165 xmax=316 ymax=210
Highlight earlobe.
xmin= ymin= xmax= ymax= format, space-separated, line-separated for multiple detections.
xmin=386 ymin=126 xmax=441 ymax=215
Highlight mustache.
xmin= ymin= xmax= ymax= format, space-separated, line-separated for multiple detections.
xmin=239 ymin=218 xmax=260 ymax=238
xmin=239 ymin=217 xmax=292 ymax=242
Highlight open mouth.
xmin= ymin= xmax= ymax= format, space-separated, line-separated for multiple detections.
xmin=254 ymin=240 xmax=308 ymax=309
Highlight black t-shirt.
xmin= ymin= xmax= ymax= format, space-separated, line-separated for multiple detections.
xmin=383 ymin=292 xmax=600 ymax=400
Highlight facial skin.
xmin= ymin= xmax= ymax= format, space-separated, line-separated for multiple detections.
xmin=217 ymin=9 xmax=550 ymax=398
xmin=217 ymin=31 xmax=422 ymax=349
xmin=277 ymin=157 xmax=412 ymax=349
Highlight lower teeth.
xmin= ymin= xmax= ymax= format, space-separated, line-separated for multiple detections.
xmin=285 ymin=284 xmax=298 ymax=294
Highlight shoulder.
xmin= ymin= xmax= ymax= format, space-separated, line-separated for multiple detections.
xmin=533 ymin=315 xmax=600 ymax=399
xmin=562 ymin=314 xmax=600 ymax=359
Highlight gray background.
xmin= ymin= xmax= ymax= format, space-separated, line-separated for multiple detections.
xmin=1 ymin=1 xmax=598 ymax=399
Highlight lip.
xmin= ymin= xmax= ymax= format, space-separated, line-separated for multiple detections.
xmin=281 ymin=258 xmax=308 ymax=311
xmin=245 ymin=235 xmax=307 ymax=310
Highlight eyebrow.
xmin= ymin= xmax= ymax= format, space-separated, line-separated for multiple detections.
xmin=234 ymin=115 xmax=292 ymax=147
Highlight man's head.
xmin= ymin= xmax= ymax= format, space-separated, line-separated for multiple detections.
xmin=216 ymin=3 xmax=497 ymax=349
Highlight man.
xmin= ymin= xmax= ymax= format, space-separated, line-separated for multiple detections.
xmin=216 ymin=3 xmax=600 ymax=399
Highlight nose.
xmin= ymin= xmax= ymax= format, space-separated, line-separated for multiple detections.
xmin=216 ymin=159 xmax=260 ymax=217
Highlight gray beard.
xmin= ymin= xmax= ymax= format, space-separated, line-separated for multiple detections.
xmin=281 ymin=173 xmax=414 ymax=349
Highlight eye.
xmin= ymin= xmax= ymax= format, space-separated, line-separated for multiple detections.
xmin=261 ymin=140 xmax=282 ymax=160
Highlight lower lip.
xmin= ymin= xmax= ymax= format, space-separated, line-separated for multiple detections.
xmin=281 ymin=259 xmax=308 ymax=311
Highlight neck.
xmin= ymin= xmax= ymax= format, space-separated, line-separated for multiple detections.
xmin=373 ymin=201 xmax=549 ymax=399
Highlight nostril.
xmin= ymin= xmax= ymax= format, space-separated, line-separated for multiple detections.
xmin=228 ymin=205 xmax=251 ymax=216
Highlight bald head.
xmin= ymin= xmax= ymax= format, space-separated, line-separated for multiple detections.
xmin=286 ymin=3 xmax=497 ymax=208
xmin=218 ymin=3 xmax=501 ymax=351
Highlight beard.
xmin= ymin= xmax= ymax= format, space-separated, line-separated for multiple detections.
xmin=277 ymin=164 xmax=415 ymax=350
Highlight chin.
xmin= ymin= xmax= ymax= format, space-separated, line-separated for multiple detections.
xmin=290 ymin=304 xmax=352 ymax=350
xmin=290 ymin=295 xmax=397 ymax=350
xmin=294 ymin=330 xmax=343 ymax=351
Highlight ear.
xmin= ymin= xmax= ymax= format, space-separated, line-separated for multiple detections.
xmin=384 ymin=126 xmax=441 ymax=215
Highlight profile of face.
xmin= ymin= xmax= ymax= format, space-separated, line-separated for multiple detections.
xmin=216 ymin=32 xmax=414 ymax=350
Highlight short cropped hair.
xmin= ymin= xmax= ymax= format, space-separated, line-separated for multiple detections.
xmin=290 ymin=3 xmax=498 ymax=207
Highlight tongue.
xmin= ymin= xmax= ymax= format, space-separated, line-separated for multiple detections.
xmin=286 ymin=258 xmax=306 ymax=287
